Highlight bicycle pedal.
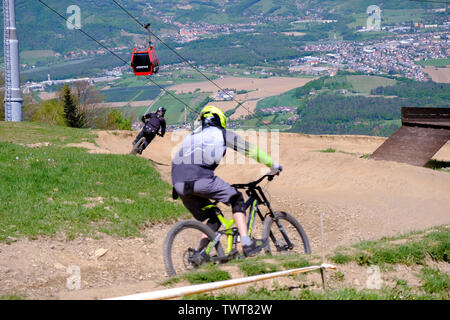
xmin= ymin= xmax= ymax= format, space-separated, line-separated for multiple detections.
xmin=230 ymin=249 xmax=245 ymax=260
xmin=218 ymin=249 xmax=241 ymax=263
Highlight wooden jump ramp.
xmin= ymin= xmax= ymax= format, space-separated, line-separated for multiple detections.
xmin=370 ymin=107 xmax=450 ymax=167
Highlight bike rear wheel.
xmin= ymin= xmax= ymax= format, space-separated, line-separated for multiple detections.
xmin=163 ymin=220 xmax=224 ymax=277
xmin=262 ymin=211 xmax=311 ymax=255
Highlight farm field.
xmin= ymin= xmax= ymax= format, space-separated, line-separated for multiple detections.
xmin=169 ymin=76 xmax=314 ymax=120
xmin=424 ymin=66 xmax=450 ymax=83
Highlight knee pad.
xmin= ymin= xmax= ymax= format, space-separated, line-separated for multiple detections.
xmin=229 ymin=192 xmax=245 ymax=213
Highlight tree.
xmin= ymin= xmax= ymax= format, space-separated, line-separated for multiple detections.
xmin=106 ymin=109 xmax=131 ymax=130
xmin=62 ymin=84 xmax=85 ymax=128
xmin=31 ymin=99 xmax=65 ymax=125
xmin=73 ymin=80 xmax=105 ymax=128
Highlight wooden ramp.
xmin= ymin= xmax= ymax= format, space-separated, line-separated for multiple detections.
xmin=370 ymin=108 xmax=450 ymax=167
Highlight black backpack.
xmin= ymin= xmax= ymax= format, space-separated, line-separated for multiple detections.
xmin=143 ymin=113 xmax=160 ymax=134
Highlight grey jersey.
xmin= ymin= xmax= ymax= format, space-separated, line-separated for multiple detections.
xmin=171 ymin=125 xmax=253 ymax=184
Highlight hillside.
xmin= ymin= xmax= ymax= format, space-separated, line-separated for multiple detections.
xmin=4 ymin=0 xmax=445 ymax=81
xmin=246 ymin=74 xmax=450 ymax=136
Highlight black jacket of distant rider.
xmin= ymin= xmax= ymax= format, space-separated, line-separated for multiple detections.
xmin=142 ymin=112 xmax=166 ymax=136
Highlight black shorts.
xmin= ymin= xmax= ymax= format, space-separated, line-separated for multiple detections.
xmin=174 ymin=176 xmax=243 ymax=222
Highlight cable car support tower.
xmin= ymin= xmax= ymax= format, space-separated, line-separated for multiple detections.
xmin=3 ymin=0 xmax=22 ymax=121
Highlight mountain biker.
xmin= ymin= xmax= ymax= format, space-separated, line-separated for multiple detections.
xmin=171 ymin=105 xmax=282 ymax=259
xmin=132 ymin=107 xmax=166 ymax=154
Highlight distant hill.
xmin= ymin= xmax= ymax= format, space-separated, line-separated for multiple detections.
xmin=0 ymin=0 xmax=442 ymax=55
xmin=1 ymin=0 xmax=444 ymax=82
xmin=244 ymin=74 xmax=450 ymax=136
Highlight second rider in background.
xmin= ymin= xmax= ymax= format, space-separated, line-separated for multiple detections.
xmin=132 ymin=107 xmax=167 ymax=154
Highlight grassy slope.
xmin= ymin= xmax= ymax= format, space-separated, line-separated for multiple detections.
xmin=415 ymin=58 xmax=450 ymax=67
xmin=344 ymin=75 xmax=397 ymax=95
xmin=166 ymin=226 xmax=449 ymax=300
xmin=0 ymin=122 xmax=186 ymax=241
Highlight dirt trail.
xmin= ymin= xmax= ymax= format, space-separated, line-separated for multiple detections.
xmin=1 ymin=130 xmax=449 ymax=300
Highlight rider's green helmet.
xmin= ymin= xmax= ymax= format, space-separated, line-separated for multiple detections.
xmin=199 ymin=105 xmax=227 ymax=129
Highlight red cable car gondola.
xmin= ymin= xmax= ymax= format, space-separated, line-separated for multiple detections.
xmin=131 ymin=23 xmax=159 ymax=76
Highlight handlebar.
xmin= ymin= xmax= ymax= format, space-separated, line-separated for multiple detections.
xmin=231 ymin=172 xmax=280 ymax=190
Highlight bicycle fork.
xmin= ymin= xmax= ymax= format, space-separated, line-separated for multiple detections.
xmin=270 ymin=217 xmax=295 ymax=251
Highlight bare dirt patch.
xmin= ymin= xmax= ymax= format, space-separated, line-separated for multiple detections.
xmin=38 ymin=92 xmax=58 ymax=101
xmin=282 ymin=32 xmax=306 ymax=36
xmin=0 ymin=225 xmax=177 ymax=300
xmin=424 ymin=66 xmax=450 ymax=83
xmin=92 ymin=100 xmax=155 ymax=109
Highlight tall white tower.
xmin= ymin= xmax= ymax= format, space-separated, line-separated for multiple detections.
xmin=3 ymin=0 xmax=22 ymax=121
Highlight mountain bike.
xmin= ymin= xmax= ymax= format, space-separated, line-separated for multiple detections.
xmin=163 ymin=173 xmax=311 ymax=277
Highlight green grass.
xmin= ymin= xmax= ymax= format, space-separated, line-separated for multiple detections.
xmin=425 ymin=159 xmax=450 ymax=172
xmin=415 ymin=58 xmax=450 ymax=67
xmin=0 ymin=123 xmax=186 ymax=241
xmin=345 ymin=75 xmax=397 ymax=95
xmin=162 ymin=265 xmax=231 ymax=286
xmin=255 ymin=88 xmax=299 ymax=111
xmin=190 ymin=286 xmax=297 ymax=300
xmin=189 ymin=282 xmax=441 ymax=300
xmin=184 ymin=266 xmax=231 ymax=284
xmin=0 ymin=294 xmax=24 ymax=300
xmin=420 ymin=267 xmax=450 ymax=299
xmin=237 ymin=114 xmax=279 ymax=129
xmin=328 ymin=226 xmax=450 ymax=267
xmin=330 ymin=270 xmax=345 ymax=282
xmin=238 ymin=260 xmax=280 ymax=276
xmin=0 ymin=121 xmax=96 ymax=147
xmin=21 ymin=50 xmax=55 ymax=59
xmin=280 ymin=257 xmax=311 ymax=269
xmin=329 ymin=252 xmax=352 ymax=264
xmin=20 ymin=50 xmax=58 ymax=65
xmin=319 ymin=148 xmax=336 ymax=153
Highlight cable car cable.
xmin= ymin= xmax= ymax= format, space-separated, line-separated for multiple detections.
xmin=110 ymin=0 xmax=274 ymax=129
xmin=37 ymin=0 xmax=200 ymax=119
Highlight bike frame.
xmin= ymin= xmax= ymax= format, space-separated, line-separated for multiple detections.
xmin=203 ymin=175 xmax=281 ymax=257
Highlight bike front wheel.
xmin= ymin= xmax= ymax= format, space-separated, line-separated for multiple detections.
xmin=130 ymin=136 xmax=146 ymax=155
xmin=262 ymin=211 xmax=311 ymax=255
xmin=163 ymin=220 xmax=225 ymax=277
